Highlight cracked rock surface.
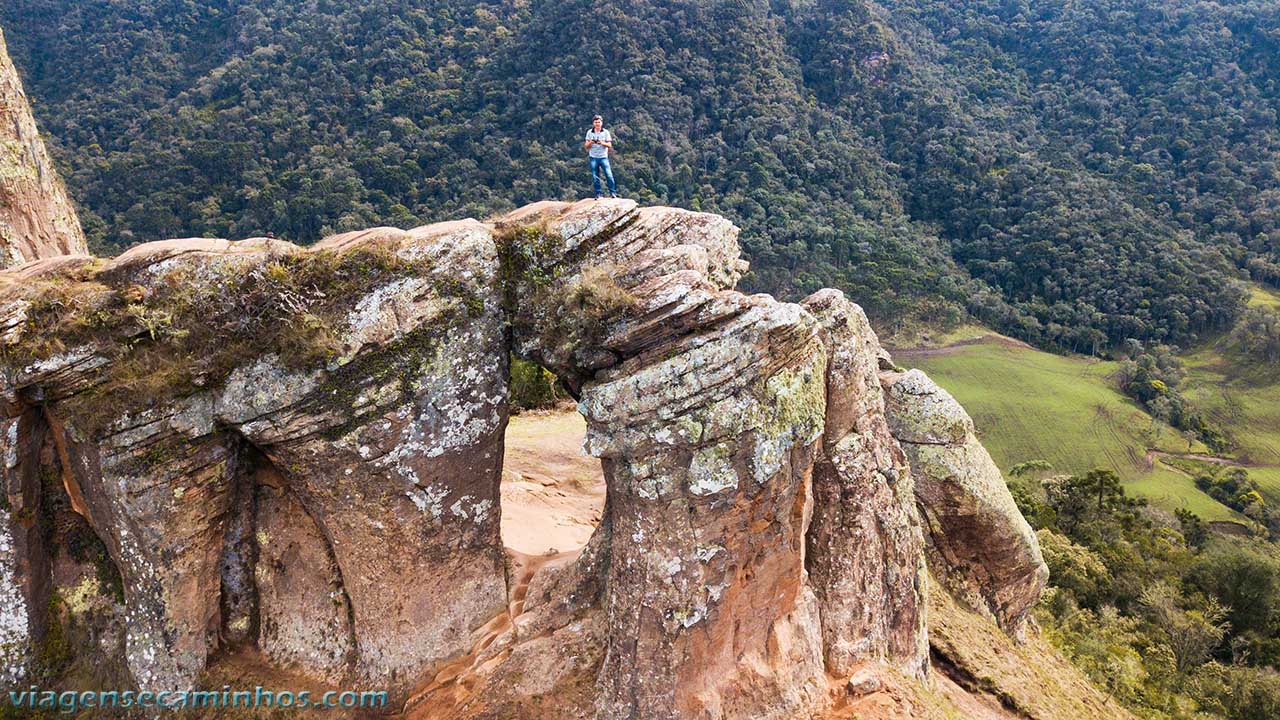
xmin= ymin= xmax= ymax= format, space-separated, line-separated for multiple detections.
xmin=0 ymin=29 xmax=87 ymax=268
xmin=0 ymin=199 xmax=1047 ymax=719
xmin=883 ymin=369 xmax=1049 ymax=638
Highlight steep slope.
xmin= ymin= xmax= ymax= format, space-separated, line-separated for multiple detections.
xmin=924 ymin=579 xmax=1136 ymax=720
xmin=899 ymin=333 xmax=1246 ymax=521
xmin=0 ymin=27 xmax=85 ymax=266
xmin=1 ymin=1 xmax=1270 ymax=348
xmin=0 ymin=199 xmax=1059 ymax=718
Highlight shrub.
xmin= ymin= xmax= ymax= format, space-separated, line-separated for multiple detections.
xmin=509 ymin=356 xmax=564 ymax=411
xmin=9 ymin=245 xmax=434 ymax=435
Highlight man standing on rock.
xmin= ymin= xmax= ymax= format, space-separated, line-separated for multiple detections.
xmin=584 ymin=115 xmax=618 ymax=200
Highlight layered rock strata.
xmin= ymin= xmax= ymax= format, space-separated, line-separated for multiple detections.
xmin=0 ymin=199 xmax=1046 ymax=720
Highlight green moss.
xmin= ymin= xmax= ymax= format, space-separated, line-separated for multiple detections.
xmin=314 ymin=323 xmax=450 ymax=441
xmin=33 ymin=592 xmax=73 ymax=681
xmin=10 ymin=245 xmax=435 ymax=438
xmin=495 ymin=221 xmax=564 ymax=313
xmin=760 ymin=355 xmax=828 ymax=439
xmin=136 ymin=443 xmax=174 ymax=471
xmin=433 ymin=275 xmax=487 ymax=319
xmin=494 ymin=214 xmax=646 ymax=377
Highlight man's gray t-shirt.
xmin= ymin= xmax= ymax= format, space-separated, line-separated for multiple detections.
xmin=586 ymin=129 xmax=611 ymax=159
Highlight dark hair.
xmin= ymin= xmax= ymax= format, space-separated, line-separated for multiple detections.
xmin=592 ymin=115 xmax=602 ymax=121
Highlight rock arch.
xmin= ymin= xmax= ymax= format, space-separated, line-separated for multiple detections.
xmin=0 ymin=199 xmax=1044 ymax=719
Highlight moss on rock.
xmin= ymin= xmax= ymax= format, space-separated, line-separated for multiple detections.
xmin=10 ymin=245 xmax=436 ymax=437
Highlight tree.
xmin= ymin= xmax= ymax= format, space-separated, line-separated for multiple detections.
xmin=1187 ymin=548 xmax=1280 ymax=642
xmin=1009 ymin=459 xmax=1053 ymax=478
xmin=1174 ymin=508 xmax=1207 ymax=550
xmin=0 ymin=0 xmax=1264 ymax=349
xmin=1228 ymin=307 xmax=1280 ymax=365
xmin=1139 ymin=582 xmax=1229 ymax=674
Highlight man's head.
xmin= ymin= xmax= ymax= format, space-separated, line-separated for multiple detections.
xmin=592 ymin=115 xmax=603 ymax=130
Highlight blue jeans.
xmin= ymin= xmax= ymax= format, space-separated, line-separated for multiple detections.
xmin=590 ymin=156 xmax=617 ymax=196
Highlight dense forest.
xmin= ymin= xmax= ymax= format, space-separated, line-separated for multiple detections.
xmin=6 ymin=3 xmax=1280 ymax=719
xmin=1012 ymin=463 xmax=1280 ymax=719
xmin=2 ymin=0 xmax=1278 ymax=350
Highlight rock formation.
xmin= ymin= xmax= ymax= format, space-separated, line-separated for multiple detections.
xmin=0 ymin=198 xmax=1048 ymax=718
xmin=0 ymin=28 xmax=87 ymax=267
xmin=883 ymin=369 xmax=1048 ymax=638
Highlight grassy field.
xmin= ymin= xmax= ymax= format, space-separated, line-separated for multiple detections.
xmin=1248 ymin=284 xmax=1280 ymax=310
xmin=1180 ymin=347 xmax=1280 ymax=498
xmin=898 ymin=337 xmax=1243 ymax=522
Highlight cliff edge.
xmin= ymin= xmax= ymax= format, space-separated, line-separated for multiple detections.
xmin=0 ymin=199 xmax=1078 ymax=719
xmin=0 ymin=28 xmax=87 ymax=267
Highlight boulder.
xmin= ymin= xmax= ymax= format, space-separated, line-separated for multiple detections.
xmin=0 ymin=199 xmax=1044 ymax=718
xmin=882 ymin=369 xmax=1048 ymax=638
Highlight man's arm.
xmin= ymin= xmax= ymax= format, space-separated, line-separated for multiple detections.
xmin=599 ymin=131 xmax=613 ymax=149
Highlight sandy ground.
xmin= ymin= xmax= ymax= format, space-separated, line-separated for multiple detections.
xmin=217 ymin=408 xmax=1114 ymax=720
xmin=500 ymin=406 xmax=605 ymax=555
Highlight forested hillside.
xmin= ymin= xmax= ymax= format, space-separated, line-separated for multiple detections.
xmin=3 ymin=0 xmax=1278 ymax=349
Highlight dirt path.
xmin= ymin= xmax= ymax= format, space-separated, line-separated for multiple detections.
xmin=500 ymin=407 xmax=605 ymax=555
xmin=402 ymin=408 xmax=606 ymax=717
xmin=891 ymin=333 xmax=1035 ymax=359
xmin=402 ymin=549 xmax=577 ymax=718
xmin=1144 ymin=448 xmax=1246 ymax=470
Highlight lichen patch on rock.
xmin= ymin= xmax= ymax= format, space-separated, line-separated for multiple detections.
xmin=0 ymin=200 xmax=1048 ymax=720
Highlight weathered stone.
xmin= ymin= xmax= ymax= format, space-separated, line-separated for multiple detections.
xmin=802 ymin=290 xmax=929 ymax=678
xmin=846 ymin=666 xmax=884 ymax=696
xmin=0 ymin=199 xmax=1046 ymax=718
xmin=254 ymin=478 xmax=354 ymax=685
xmin=0 ymin=411 xmax=53 ymax=689
xmin=0 ymin=219 xmax=512 ymax=697
xmin=0 ymin=431 xmax=29 ymax=685
xmin=883 ymin=369 xmax=1048 ymax=638
xmin=0 ymin=28 xmax=87 ymax=267
xmin=497 ymin=200 xmax=831 ymax=718
xmin=70 ymin=425 xmax=233 ymax=692
xmin=218 ymin=438 xmax=259 ymax=649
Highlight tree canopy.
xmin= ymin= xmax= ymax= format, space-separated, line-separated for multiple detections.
xmin=3 ymin=0 xmax=1277 ymax=349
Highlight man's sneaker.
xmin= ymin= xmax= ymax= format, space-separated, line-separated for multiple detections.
xmin=595 ymin=195 xmax=602 ymax=200
xmin=610 ymin=193 xmax=618 ymax=198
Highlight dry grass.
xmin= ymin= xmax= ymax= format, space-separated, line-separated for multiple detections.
xmin=9 ymin=245 xmax=433 ymax=435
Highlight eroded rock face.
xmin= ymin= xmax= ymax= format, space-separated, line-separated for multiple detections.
xmin=0 ymin=28 xmax=87 ymax=267
xmin=802 ymin=290 xmax=928 ymax=677
xmin=0 ymin=199 xmax=1045 ymax=719
xmin=1 ymin=221 xmax=510 ymax=697
xmin=0 ymin=474 xmax=28 ymax=687
xmin=254 ymin=476 xmax=355 ymax=684
xmin=508 ymin=202 xmax=833 ymax=718
xmin=0 ymin=418 xmax=30 ymax=687
xmin=882 ymin=369 xmax=1048 ymax=638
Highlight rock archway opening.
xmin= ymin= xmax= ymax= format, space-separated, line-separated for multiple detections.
xmin=499 ymin=357 xmax=605 ymax=559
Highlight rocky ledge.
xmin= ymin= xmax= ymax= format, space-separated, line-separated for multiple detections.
xmin=0 ymin=199 xmax=1046 ymax=718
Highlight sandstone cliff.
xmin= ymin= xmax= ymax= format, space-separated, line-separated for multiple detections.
xmin=0 ymin=28 xmax=87 ymax=267
xmin=0 ymin=199 xmax=1071 ymax=718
